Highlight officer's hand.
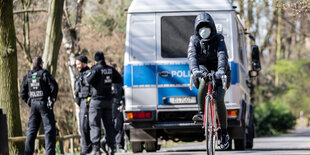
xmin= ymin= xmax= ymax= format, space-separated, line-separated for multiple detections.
xmin=193 ymin=70 xmax=203 ymax=78
xmin=47 ymin=97 xmax=55 ymax=110
xmin=215 ymin=70 xmax=225 ymax=79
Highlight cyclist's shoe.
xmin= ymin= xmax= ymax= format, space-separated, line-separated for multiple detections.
xmin=220 ymin=132 xmax=230 ymax=150
xmin=192 ymin=112 xmax=204 ymax=121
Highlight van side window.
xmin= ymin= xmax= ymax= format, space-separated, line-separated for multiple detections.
xmin=161 ymin=16 xmax=196 ymax=58
xmin=236 ymin=22 xmax=245 ymax=65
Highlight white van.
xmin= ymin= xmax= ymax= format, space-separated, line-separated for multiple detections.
xmin=123 ymin=0 xmax=261 ymax=152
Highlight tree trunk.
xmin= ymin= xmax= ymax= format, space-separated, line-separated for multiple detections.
xmin=260 ymin=4 xmax=277 ymax=53
xmin=21 ymin=0 xmax=32 ymax=67
xmin=0 ymin=0 xmax=24 ymax=154
xmin=275 ymin=0 xmax=283 ymax=86
xmin=247 ymin=0 xmax=254 ymax=29
xmin=62 ymin=0 xmax=85 ymax=134
xmin=42 ymin=0 xmax=64 ymax=76
xmin=237 ymin=0 xmax=244 ymax=18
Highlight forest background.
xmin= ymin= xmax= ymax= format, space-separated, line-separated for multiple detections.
xmin=1 ymin=0 xmax=309 ymax=153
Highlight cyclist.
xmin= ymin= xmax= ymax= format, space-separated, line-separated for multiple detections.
xmin=187 ymin=12 xmax=230 ymax=149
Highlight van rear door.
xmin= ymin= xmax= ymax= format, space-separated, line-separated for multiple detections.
xmin=156 ymin=13 xmax=198 ymax=109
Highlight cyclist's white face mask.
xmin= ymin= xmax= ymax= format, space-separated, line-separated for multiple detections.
xmin=199 ymin=27 xmax=211 ymax=39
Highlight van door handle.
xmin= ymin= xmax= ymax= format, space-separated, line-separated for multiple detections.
xmin=158 ymin=71 xmax=170 ymax=77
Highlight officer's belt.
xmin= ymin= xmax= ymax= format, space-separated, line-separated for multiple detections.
xmin=30 ymin=97 xmax=47 ymax=102
xmin=78 ymin=92 xmax=91 ymax=98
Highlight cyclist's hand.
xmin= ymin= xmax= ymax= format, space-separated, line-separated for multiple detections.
xmin=207 ymin=72 xmax=215 ymax=78
xmin=193 ymin=70 xmax=203 ymax=78
xmin=215 ymin=70 xmax=225 ymax=79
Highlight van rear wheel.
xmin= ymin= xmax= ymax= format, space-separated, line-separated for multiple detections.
xmin=246 ymin=124 xmax=254 ymax=149
xmin=131 ymin=142 xmax=143 ymax=153
xmin=145 ymin=141 xmax=157 ymax=152
xmin=235 ymin=138 xmax=246 ymax=150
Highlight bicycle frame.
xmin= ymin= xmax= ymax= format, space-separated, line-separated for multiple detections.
xmin=203 ymin=80 xmax=221 ymax=132
xmin=189 ymin=71 xmax=227 ymax=154
xmin=203 ymin=76 xmax=221 ymax=155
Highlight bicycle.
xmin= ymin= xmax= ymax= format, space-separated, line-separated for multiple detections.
xmin=190 ymin=71 xmax=227 ymax=155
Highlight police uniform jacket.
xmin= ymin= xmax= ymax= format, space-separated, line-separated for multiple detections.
xmin=86 ymin=60 xmax=122 ymax=100
xmin=20 ymin=66 xmax=58 ymax=104
xmin=74 ymin=66 xmax=92 ymax=106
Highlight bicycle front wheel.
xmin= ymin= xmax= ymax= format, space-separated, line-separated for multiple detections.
xmin=205 ymin=97 xmax=215 ymax=155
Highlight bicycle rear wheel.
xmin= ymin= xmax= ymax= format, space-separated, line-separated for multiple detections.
xmin=205 ymin=97 xmax=215 ymax=155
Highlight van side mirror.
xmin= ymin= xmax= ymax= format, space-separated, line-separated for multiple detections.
xmin=251 ymin=45 xmax=261 ymax=72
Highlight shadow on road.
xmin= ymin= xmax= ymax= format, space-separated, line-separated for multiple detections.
xmin=251 ymin=148 xmax=310 ymax=152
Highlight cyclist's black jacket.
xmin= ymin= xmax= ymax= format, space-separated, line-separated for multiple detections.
xmin=74 ymin=66 xmax=92 ymax=106
xmin=86 ymin=60 xmax=123 ymax=100
xmin=20 ymin=66 xmax=58 ymax=103
xmin=187 ymin=12 xmax=229 ymax=76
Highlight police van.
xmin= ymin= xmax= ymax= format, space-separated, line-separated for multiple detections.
xmin=123 ymin=0 xmax=261 ymax=152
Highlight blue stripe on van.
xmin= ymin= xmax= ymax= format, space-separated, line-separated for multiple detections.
xmin=132 ymin=65 xmax=156 ymax=86
xmin=124 ymin=64 xmax=132 ymax=87
xmin=158 ymin=87 xmax=198 ymax=105
xmin=230 ymin=61 xmax=239 ymax=84
xmin=157 ymin=64 xmax=191 ymax=85
xmin=123 ymin=61 xmax=240 ymax=87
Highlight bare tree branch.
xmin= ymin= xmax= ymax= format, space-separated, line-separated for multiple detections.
xmin=21 ymin=0 xmax=32 ymax=67
xmin=13 ymin=8 xmax=48 ymax=14
xmin=16 ymin=37 xmax=24 ymax=50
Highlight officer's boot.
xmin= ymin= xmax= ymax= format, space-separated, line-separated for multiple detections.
xmin=87 ymin=147 xmax=100 ymax=155
xmin=100 ymin=138 xmax=108 ymax=154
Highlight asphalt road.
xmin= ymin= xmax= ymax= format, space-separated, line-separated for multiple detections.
xmin=117 ymin=127 xmax=310 ymax=155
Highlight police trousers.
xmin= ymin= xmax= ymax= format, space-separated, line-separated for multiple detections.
xmin=79 ymin=99 xmax=92 ymax=153
xmin=89 ymin=99 xmax=116 ymax=151
xmin=25 ymin=100 xmax=56 ymax=155
xmin=112 ymin=103 xmax=124 ymax=148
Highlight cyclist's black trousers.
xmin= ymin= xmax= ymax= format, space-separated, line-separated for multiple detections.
xmin=197 ymin=78 xmax=227 ymax=129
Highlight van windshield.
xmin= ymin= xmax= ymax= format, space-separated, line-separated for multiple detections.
xmin=161 ymin=16 xmax=196 ymax=58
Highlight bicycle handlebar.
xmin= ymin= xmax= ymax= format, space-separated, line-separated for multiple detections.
xmin=189 ymin=71 xmax=228 ymax=91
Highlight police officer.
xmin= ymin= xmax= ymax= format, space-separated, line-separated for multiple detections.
xmin=74 ymin=55 xmax=92 ymax=154
xmin=20 ymin=56 xmax=58 ymax=155
xmin=86 ymin=51 xmax=123 ymax=155
xmin=110 ymin=64 xmax=125 ymax=152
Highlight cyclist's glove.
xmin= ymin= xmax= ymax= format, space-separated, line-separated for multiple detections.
xmin=193 ymin=70 xmax=203 ymax=78
xmin=215 ymin=70 xmax=225 ymax=79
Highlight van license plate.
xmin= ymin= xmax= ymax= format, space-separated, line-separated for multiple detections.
xmin=169 ymin=96 xmax=196 ymax=104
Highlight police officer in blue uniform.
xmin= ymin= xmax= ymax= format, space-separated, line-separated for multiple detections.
xmin=20 ymin=56 xmax=58 ymax=155
xmin=86 ymin=51 xmax=123 ymax=155
xmin=74 ymin=55 xmax=92 ymax=154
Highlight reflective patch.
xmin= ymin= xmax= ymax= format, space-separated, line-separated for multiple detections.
xmin=30 ymin=91 xmax=44 ymax=98
xmin=86 ymin=72 xmax=91 ymax=77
